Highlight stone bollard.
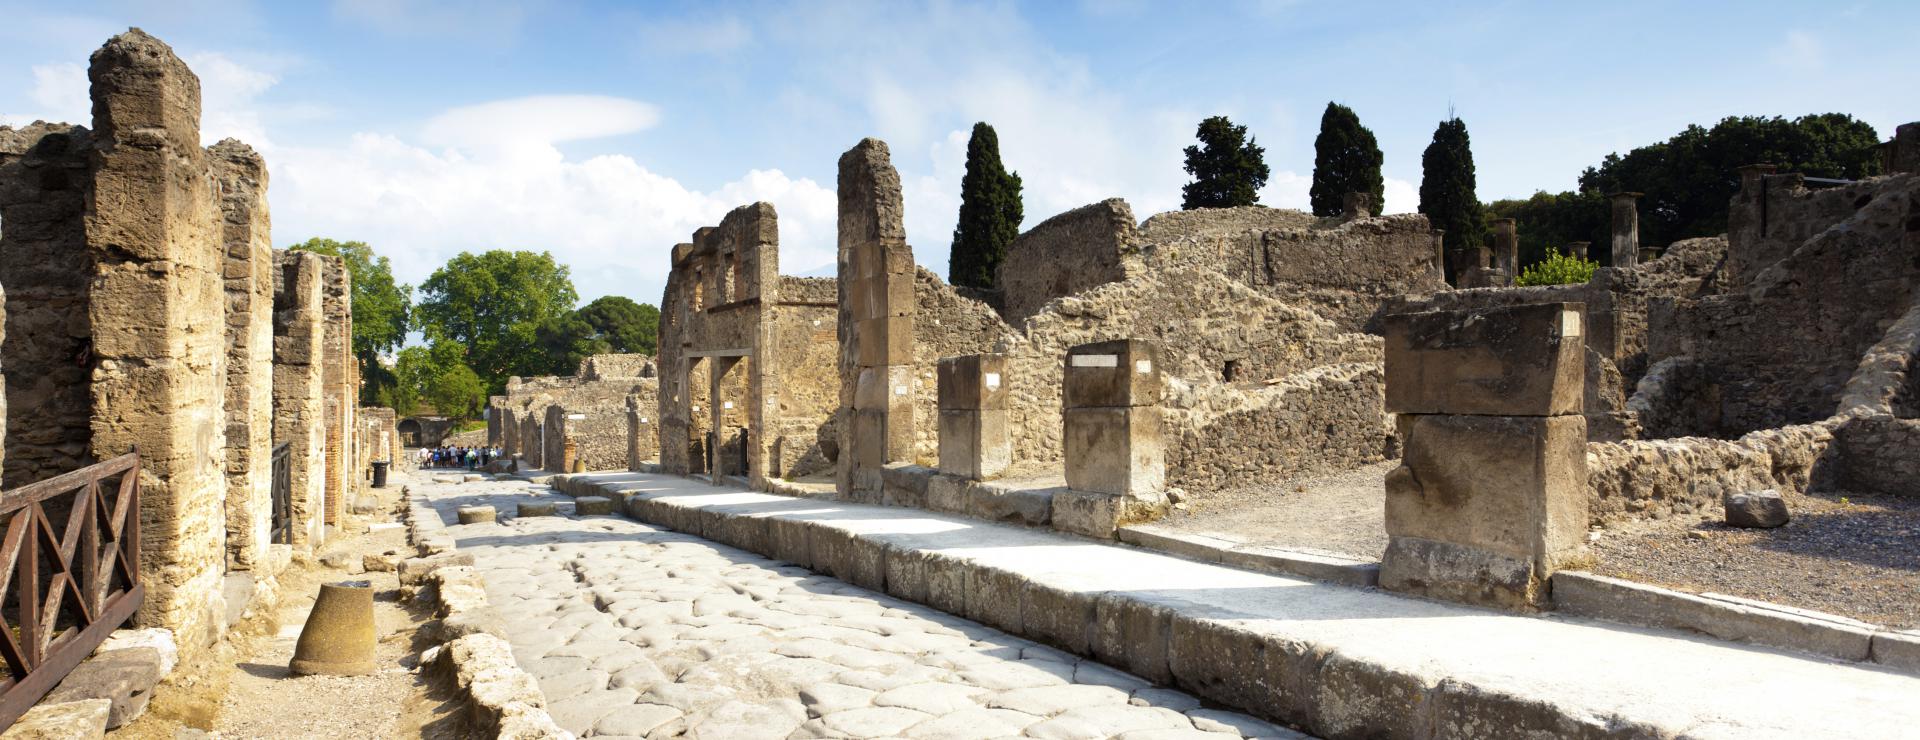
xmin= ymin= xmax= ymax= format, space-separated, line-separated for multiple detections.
xmin=1056 ymin=340 xmax=1167 ymax=538
xmin=290 ymin=581 xmax=376 ymax=675
xmin=517 ymin=501 xmax=557 ymax=517
xmin=574 ymin=496 xmax=614 ymax=515
xmin=937 ymin=353 xmax=1010 ymax=481
xmin=456 ymin=506 xmax=495 ymax=525
xmin=1379 ymin=303 xmax=1589 ymax=609
xmin=1610 ymin=192 xmax=1642 ymax=269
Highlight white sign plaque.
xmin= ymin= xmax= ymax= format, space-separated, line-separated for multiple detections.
xmin=1135 ymin=360 xmax=1153 ymax=374
xmin=1071 ymin=354 xmax=1119 ymax=368
xmin=984 ymin=372 xmax=1001 ymax=389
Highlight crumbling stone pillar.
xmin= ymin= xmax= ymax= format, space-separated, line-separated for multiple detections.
xmin=627 ymin=394 xmax=654 ymax=470
xmin=1609 ymin=192 xmax=1642 ymax=269
xmin=1567 ymin=241 xmax=1589 ymax=260
xmin=0 ymin=123 xmax=94 ymax=488
xmin=211 ymin=140 xmax=274 ymax=571
xmin=1888 ymin=122 xmax=1919 ymax=174
xmin=836 ymin=139 xmax=915 ymax=502
xmin=1429 ymin=228 xmax=1447 ymax=285
xmin=86 ymin=30 xmax=231 ymax=648
xmin=1055 ymin=340 xmax=1167 ymax=538
xmin=936 ymin=354 xmax=1009 ymax=481
xmin=319 ymin=257 xmax=353 ymax=523
xmin=273 ymin=251 xmax=328 ymax=549
xmin=486 ymin=396 xmax=506 ymax=447
xmin=1342 ymin=192 xmax=1373 ymax=221
xmin=1491 ymin=218 xmax=1518 ymax=276
xmin=1380 ymin=302 xmax=1589 ymax=609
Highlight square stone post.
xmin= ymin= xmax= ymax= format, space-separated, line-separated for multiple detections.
xmin=1429 ymin=228 xmax=1447 ymax=285
xmin=837 ymin=138 xmax=915 ymax=502
xmin=273 ymin=251 xmax=328 ymax=550
xmin=936 ymin=354 xmax=1009 ymax=481
xmin=211 ymin=140 xmax=274 ymax=572
xmin=1567 ymin=241 xmax=1589 ymax=260
xmin=86 ymin=30 xmax=233 ymax=648
xmin=1609 ymin=192 xmax=1642 ymax=269
xmin=627 ymin=394 xmax=655 ymax=470
xmin=1056 ymin=340 xmax=1167 ymax=538
xmin=318 ymin=255 xmax=352 ymax=524
xmin=1380 ymin=303 xmax=1589 ymax=610
xmin=1492 ymin=218 xmax=1518 ymax=275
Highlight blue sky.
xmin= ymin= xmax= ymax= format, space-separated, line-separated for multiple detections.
xmin=3 ymin=0 xmax=1915 ymax=308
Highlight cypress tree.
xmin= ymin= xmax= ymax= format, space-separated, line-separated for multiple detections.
xmin=949 ymin=122 xmax=1024 ymax=290
xmin=1181 ymin=116 xmax=1270 ymax=209
xmin=1418 ymin=116 xmax=1486 ymax=276
xmin=1309 ymin=102 xmax=1385 ymax=217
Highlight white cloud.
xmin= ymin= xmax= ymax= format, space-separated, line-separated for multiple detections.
xmin=270 ymin=94 xmax=834 ymax=309
xmin=636 ymin=15 xmax=752 ymax=56
xmin=0 ymin=62 xmax=88 ymax=127
xmin=1383 ymin=177 xmax=1417 ymax=214
xmin=186 ymin=52 xmax=280 ymax=148
xmin=1770 ymin=30 xmax=1823 ymax=72
xmin=329 ymin=0 xmax=533 ymax=41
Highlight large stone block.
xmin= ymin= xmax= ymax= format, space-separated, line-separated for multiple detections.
xmin=1380 ymin=414 xmax=1588 ymax=609
xmin=937 ymin=354 xmax=1009 ymax=411
xmin=1063 ymin=339 xmax=1162 ymax=409
xmin=1064 ymin=406 xmax=1164 ymax=496
xmin=855 ymin=316 xmax=914 ymax=367
xmin=1021 ymin=580 xmax=1097 ymax=654
xmin=1383 ymin=302 xmax=1585 ymax=417
xmin=1050 ymin=488 xmax=1119 ymax=539
xmin=937 ymin=409 xmax=1009 ymax=481
xmin=1092 ymin=593 xmax=1174 ymax=684
xmin=963 ymin=565 xmax=1024 ymax=634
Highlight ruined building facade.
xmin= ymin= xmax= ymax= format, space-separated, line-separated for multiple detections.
xmin=0 ymin=30 xmax=383 ymax=657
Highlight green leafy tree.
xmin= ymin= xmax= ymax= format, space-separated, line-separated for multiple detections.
xmin=948 ymin=122 xmax=1025 ymax=289
xmin=1486 ymin=190 xmax=1609 ymax=272
xmin=1182 ymin=116 xmax=1270 ymax=209
xmin=1309 ymin=102 xmax=1385 ymax=217
xmin=393 ymin=340 xmax=485 ymax=418
xmin=1515 ymin=252 xmax=1600 ymax=287
xmin=1419 ymin=117 xmax=1486 ymax=280
xmin=534 ymin=311 xmax=608 ymax=376
xmin=415 ymin=250 xmax=579 ymax=394
xmin=1577 ymin=113 xmax=1882 ymax=249
xmin=288 ymin=237 xmax=412 ymax=405
xmin=574 ymin=295 xmax=660 ymax=355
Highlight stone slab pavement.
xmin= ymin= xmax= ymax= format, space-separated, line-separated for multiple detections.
xmin=547 ymin=471 xmax=1920 ymax=740
xmin=413 ymin=475 xmax=1304 ymax=739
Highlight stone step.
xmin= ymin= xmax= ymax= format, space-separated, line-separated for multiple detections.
xmin=561 ymin=471 xmax=1920 ymax=739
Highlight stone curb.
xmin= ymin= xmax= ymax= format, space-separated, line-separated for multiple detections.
xmin=1117 ymin=524 xmax=1381 ymax=588
xmin=1551 ymin=571 xmax=1918 ymax=674
xmin=562 ymin=475 xmax=1686 ymax=738
xmin=403 ymin=478 xmax=573 ymax=739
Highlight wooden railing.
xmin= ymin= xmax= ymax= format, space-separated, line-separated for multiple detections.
xmin=0 ymin=453 xmax=144 ymax=730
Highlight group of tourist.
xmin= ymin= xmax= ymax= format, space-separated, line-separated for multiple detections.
xmin=418 ymin=445 xmax=499 ymax=469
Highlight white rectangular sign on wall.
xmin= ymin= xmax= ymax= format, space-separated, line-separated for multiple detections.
xmin=1071 ymin=354 xmax=1119 ymax=368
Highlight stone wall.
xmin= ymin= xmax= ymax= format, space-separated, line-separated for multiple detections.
xmin=86 ymin=30 xmax=232 ymax=649
xmin=1586 ymin=422 xmax=1837 ymax=525
xmin=0 ymin=123 xmax=94 ymax=488
xmin=996 ymin=199 xmax=1139 ymax=325
xmin=1163 ymin=363 xmax=1389 ymax=491
xmin=502 ymin=355 xmax=660 ymax=472
xmin=211 ymin=139 xmax=274 ymax=571
xmin=1648 ymin=174 xmax=1920 ymax=436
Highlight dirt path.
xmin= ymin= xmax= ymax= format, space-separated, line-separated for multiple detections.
xmin=118 ymin=478 xmax=460 ymax=739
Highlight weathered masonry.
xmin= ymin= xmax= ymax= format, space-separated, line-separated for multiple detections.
xmin=0 ymin=29 xmax=366 ymax=661
xmin=492 ymin=353 xmax=661 ymax=473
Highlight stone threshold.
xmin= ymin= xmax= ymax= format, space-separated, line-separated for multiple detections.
xmin=552 ymin=470 xmax=1920 ymax=739
xmin=1552 ymin=571 xmax=1920 ymax=674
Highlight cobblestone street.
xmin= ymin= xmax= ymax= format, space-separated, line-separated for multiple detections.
xmin=415 ymin=475 xmax=1303 ymax=739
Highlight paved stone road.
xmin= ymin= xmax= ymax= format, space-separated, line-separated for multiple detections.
xmin=417 ymin=476 xmax=1305 ymax=739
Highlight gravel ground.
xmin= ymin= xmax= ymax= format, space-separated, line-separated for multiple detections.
xmin=1156 ymin=462 xmax=1393 ymax=560
xmin=1591 ymin=488 xmax=1920 ymax=629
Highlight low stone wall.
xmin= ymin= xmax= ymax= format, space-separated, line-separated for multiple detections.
xmin=1824 ymin=415 xmax=1920 ymax=497
xmin=1585 ymin=421 xmax=1837 ymax=525
xmin=1164 ymin=363 xmax=1389 ymax=492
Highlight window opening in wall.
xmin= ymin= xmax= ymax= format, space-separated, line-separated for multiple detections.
xmin=1223 ymin=359 xmax=1242 ymax=383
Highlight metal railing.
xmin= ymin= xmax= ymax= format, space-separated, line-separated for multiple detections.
xmin=0 ymin=453 xmax=144 ymax=730
xmin=271 ymin=443 xmax=292 ymax=545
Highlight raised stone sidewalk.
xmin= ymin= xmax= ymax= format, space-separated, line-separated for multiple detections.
xmin=543 ymin=471 xmax=1920 ymax=739
xmin=412 ymin=475 xmax=1300 ymax=739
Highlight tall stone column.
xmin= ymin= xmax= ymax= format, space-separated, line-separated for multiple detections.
xmin=1492 ymin=218 xmax=1518 ymax=276
xmin=936 ymin=354 xmax=1009 ymax=481
xmin=1609 ymin=192 xmax=1642 ymax=269
xmin=85 ymin=29 xmax=232 ymax=650
xmin=273 ymin=251 xmax=328 ymax=550
xmin=318 ymin=256 xmax=352 ymax=523
xmin=211 ymin=139 xmax=274 ymax=572
xmin=836 ymin=139 xmax=915 ymax=502
xmin=1379 ymin=303 xmax=1589 ymax=609
xmin=1055 ymin=340 xmax=1167 ymax=539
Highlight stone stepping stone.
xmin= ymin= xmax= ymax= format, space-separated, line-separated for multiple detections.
xmin=519 ymin=502 xmax=558 ymax=517
xmin=575 ymin=496 xmax=615 ymax=515
xmin=456 ymin=506 xmax=496 ymax=524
